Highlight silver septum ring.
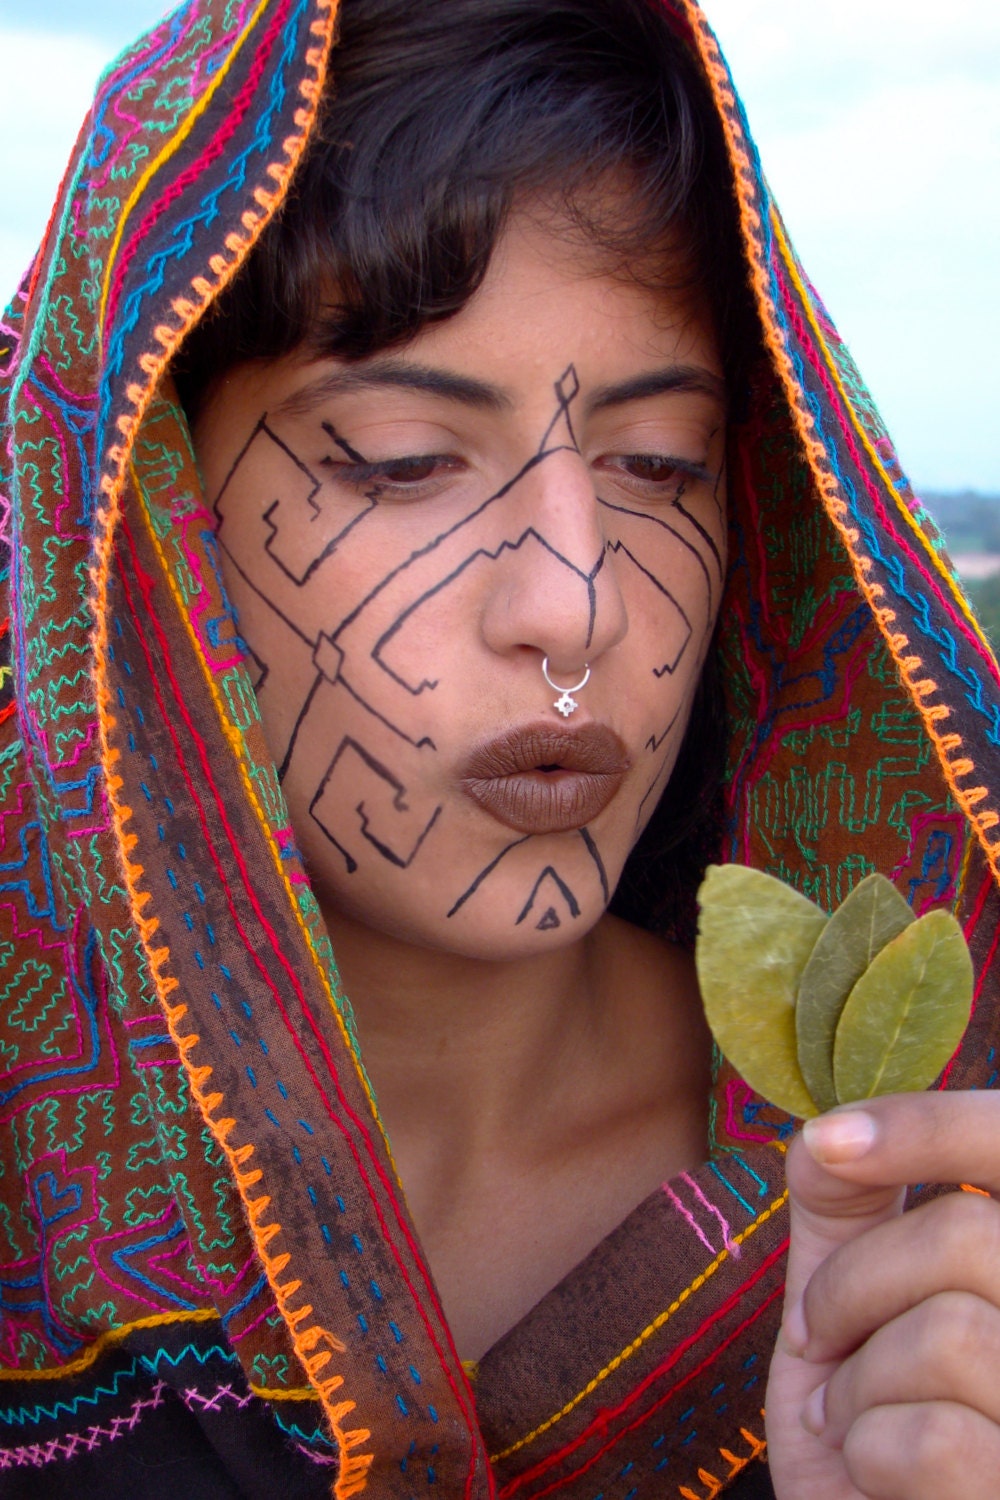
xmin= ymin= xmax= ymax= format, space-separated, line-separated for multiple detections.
xmin=541 ymin=657 xmax=591 ymax=718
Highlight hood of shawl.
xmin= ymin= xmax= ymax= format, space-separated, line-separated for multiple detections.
xmin=6 ymin=0 xmax=996 ymax=897
xmin=3 ymin=1 xmax=1000 ymax=1496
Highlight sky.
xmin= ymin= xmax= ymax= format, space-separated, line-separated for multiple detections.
xmin=1 ymin=0 xmax=998 ymax=493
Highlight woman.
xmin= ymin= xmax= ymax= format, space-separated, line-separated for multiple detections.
xmin=2 ymin=1 xmax=999 ymax=1496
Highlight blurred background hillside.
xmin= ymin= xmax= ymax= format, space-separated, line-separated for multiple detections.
xmin=923 ymin=492 xmax=1000 ymax=650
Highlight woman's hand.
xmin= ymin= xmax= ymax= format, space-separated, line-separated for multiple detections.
xmin=765 ymin=1091 xmax=1000 ymax=1499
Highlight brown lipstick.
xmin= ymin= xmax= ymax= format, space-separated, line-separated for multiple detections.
xmin=460 ymin=723 xmax=630 ymax=834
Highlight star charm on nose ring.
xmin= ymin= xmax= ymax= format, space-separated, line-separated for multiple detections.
xmin=541 ymin=658 xmax=591 ymax=717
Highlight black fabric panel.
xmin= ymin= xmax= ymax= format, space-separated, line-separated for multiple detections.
xmin=725 ymin=1459 xmax=776 ymax=1498
xmin=0 ymin=1326 xmax=332 ymax=1500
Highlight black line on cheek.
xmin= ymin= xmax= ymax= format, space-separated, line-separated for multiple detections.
xmin=277 ymin=668 xmax=322 ymax=782
xmin=209 ymin=415 xmax=270 ymax=510
xmin=216 ymin=540 xmax=315 ymax=650
xmin=635 ymin=770 xmax=666 ymax=832
xmin=645 ymin=703 xmax=683 ymax=755
xmin=674 ymin=498 xmax=723 ymax=579
xmin=308 ymin=737 xmax=442 ymax=871
xmin=708 ymin=436 xmax=726 ymax=528
xmin=598 ymin=495 xmax=714 ymax=614
xmin=446 ymin=836 xmax=533 ymax=918
xmin=603 ymin=536 xmax=693 ymax=677
xmin=579 ymin=827 xmax=610 ymax=905
xmin=584 ymin=548 xmax=605 ymax=653
xmin=355 ymin=800 xmax=442 ymax=868
xmin=336 ymin=675 xmax=437 ymax=751
xmin=368 ymin=523 xmax=607 ymax=697
xmin=332 ymin=446 xmax=553 ymax=640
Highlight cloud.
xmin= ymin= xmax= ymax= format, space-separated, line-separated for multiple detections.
xmin=708 ymin=0 xmax=1000 ymax=490
xmin=0 ymin=28 xmax=110 ymax=294
xmin=2 ymin=0 xmax=998 ymax=489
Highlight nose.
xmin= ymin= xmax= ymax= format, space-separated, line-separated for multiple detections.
xmin=479 ymin=447 xmax=628 ymax=673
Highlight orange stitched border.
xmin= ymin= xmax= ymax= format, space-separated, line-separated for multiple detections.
xmin=770 ymin=212 xmax=1000 ymax=870
xmin=88 ymin=6 xmax=373 ymax=1496
xmin=98 ymin=0 xmax=273 ymax=331
xmin=489 ymin=1191 xmax=787 ymax=1464
xmin=0 ymin=1303 xmax=318 ymax=1403
xmin=131 ymin=452 xmax=390 ymax=1159
xmin=679 ymin=0 xmax=1000 ymax=893
xmin=677 ymin=1419 xmax=767 ymax=1499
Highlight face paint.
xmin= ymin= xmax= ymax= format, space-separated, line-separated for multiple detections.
xmin=194 ymin=211 xmax=727 ymax=961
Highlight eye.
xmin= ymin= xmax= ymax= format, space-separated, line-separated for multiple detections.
xmin=320 ymin=452 xmax=463 ymax=496
xmin=369 ymin=456 xmax=441 ymax=484
xmin=620 ymin=455 xmax=683 ymax=484
xmin=596 ymin=452 xmax=712 ymax=500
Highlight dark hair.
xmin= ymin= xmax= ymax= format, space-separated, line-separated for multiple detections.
xmin=173 ymin=0 xmax=757 ymax=416
xmin=175 ymin=0 xmax=746 ymax=935
xmin=609 ymin=636 xmax=727 ymax=943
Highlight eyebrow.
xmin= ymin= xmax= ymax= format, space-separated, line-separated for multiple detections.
xmin=274 ymin=359 xmax=514 ymax=417
xmin=587 ymin=365 xmax=727 ymax=413
xmin=274 ymin=357 xmax=726 ymax=421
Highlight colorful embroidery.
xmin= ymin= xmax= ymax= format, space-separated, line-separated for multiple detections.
xmin=2 ymin=1 xmax=999 ymax=1496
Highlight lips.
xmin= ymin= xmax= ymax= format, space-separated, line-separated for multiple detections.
xmin=460 ymin=722 xmax=631 ymax=834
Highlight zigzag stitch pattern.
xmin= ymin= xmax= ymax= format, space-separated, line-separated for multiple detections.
xmin=97 ymin=0 xmax=275 ymax=331
xmin=772 ymin=220 xmax=1000 ymax=869
xmin=0 ymin=1309 xmax=219 ymax=1386
xmin=133 ymin=460 xmax=385 ymax=1138
xmin=123 ymin=471 xmax=483 ymax=1480
xmin=0 ymin=1375 xmax=289 ymax=1471
xmin=85 ymin=5 xmax=375 ymax=1495
xmin=681 ymin=0 xmax=1000 ymax=891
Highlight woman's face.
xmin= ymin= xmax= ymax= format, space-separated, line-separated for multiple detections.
xmin=194 ymin=212 xmax=727 ymax=960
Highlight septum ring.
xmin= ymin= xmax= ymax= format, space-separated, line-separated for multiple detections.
xmin=542 ymin=657 xmax=591 ymax=718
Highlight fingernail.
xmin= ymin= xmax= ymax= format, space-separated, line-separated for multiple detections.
xmin=801 ymin=1381 xmax=827 ymax=1436
xmin=781 ymin=1298 xmax=808 ymax=1357
xmin=803 ymin=1109 xmax=877 ymax=1163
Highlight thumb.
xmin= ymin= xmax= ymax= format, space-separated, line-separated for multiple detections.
xmin=781 ymin=1108 xmax=906 ymax=1355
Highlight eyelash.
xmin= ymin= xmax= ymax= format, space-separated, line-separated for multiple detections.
xmin=319 ymin=451 xmax=713 ymax=499
xmin=610 ymin=455 xmax=713 ymax=489
xmin=319 ymin=454 xmax=457 ymax=493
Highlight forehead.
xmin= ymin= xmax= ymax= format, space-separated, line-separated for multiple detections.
xmin=420 ymin=208 xmax=720 ymax=373
xmin=197 ymin=209 xmax=723 ymax=435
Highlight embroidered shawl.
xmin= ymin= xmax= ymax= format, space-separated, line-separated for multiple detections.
xmin=1 ymin=1 xmax=998 ymax=1496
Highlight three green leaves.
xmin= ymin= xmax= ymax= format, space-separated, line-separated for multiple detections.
xmin=695 ymin=867 xmax=974 ymax=1118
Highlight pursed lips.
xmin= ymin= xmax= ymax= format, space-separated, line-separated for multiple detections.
xmin=459 ymin=722 xmax=631 ymax=834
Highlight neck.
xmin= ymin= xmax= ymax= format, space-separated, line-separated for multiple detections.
xmin=323 ymin=907 xmax=605 ymax=1151
xmin=321 ymin=903 xmax=712 ymax=1359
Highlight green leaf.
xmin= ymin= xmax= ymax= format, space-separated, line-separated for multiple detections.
xmin=796 ymin=874 xmax=915 ymax=1113
xmin=832 ymin=909 xmax=974 ymax=1103
xmin=696 ymin=865 xmax=828 ymax=1118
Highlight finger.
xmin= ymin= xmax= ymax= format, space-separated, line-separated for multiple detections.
xmin=798 ymin=1091 xmax=1000 ymax=1195
xmin=807 ymin=1293 xmax=1000 ymax=1446
xmin=841 ymin=1402 xmax=1000 ymax=1500
xmin=780 ymin=1091 xmax=1000 ymax=1354
xmin=800 ymin=1190 xmax=1000 ymax=1361
xmin=781 ymin=1121 xmax=905 ymax=1354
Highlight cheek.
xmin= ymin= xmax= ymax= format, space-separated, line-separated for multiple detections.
xmin=612 ymin=509 xmax=724 ymax=678
xmin=608 ymin=510 xmax=725 ymax=850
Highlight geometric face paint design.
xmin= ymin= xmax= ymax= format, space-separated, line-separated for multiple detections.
xmin=214 ymin=364 xmax=717 ymax=902
xmin=198 ymin=209 xmax=728 ymax=962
